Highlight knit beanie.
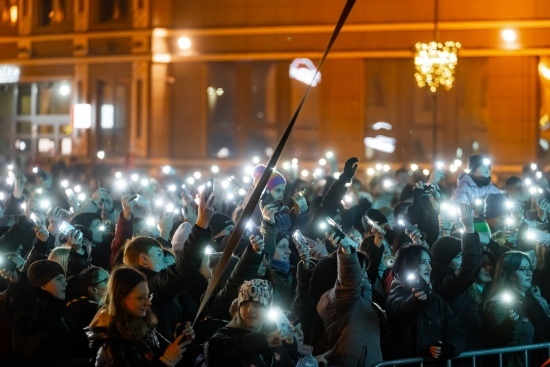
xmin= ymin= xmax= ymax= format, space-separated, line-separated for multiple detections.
xmin=209 ymin=213 xmax=234 ymax=238
xmin=473 ymin=217 xmax=492 ymax=237
xmin=238 ymin=279 xmax=273 ymax=308
xmin=27 ymin=259 xmax=65 ymax=288
xmin=483 ymin=193 xmax=508 ymax=219
xmin=468 ymin=154 xmax=487 ymax=172
xmin=431 ymin=236 xmax=462 ymax=267
xmin=253 ymin=164 xmax=286 ymax=191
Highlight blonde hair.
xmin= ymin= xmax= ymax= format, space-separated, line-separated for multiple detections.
xmin=48 ymin=246 xmax=70 ymax=273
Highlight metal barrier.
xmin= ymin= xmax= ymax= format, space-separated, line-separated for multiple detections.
xmin=371 ymin=342 xmax=550 ymax=367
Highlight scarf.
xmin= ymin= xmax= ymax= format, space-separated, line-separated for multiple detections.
xmin=469 ymin=174 xmax=492 ymax=188
xmin=271 ymin=259 xmax=290 ymax=274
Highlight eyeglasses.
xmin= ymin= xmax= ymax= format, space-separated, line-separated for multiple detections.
xmin=90 ymin=278 xmax=108 ymax=286
xmin=517 ymin=266 xmax=534 ymax=274
xmin=131 ymin=293 xmax=154 ymax=303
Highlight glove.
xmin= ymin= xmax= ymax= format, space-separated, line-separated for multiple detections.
xmin=340 ymin=157 xmax=359 ymax=183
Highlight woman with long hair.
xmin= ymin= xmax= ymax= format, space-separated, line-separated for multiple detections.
xmin=386 ymin=244 xmax=464 ymax=362
xmin=483 ymin=251 xmax=550 ymax=365
xmin=93 ymin=266 xmax=193 ymax=367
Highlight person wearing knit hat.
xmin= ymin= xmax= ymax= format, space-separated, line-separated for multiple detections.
xmin=250 ymin=164 xmax=309 ymax=238
xmin=451 ymin=154 xmax=501 ymax=206
xmin=205 ymin=278 xmax=296 ymax=366
xmin=209 ymin=212 xmax=234 ymax=247
xmin=253 ymin=164 xmax=287 ymax=194
xmin=429 ymin=201 xmax=484 ymax=352
xmin=483 ymin=193 xmax=514 ymax=233
xmin=0 ymin=258 xmax=80 ymax=358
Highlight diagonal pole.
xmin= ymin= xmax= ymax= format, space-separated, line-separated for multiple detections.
xmin=193 ymin=0 xmax=357 ymax=326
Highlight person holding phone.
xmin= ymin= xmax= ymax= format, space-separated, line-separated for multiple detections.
xmin=93 ymin=266 xmax=193 ymax=367
xmin=316 ymin=229 xmax=383 ymax=367
xmin=386 ymin=244 xmax=464 ymax=361
xmin=483 ymin=251 xmax=550 ymax=366
xmin=250 ymin=164 xmax=308 ymax=238
xmin=204 ymin=279 xmax=296 ymax=367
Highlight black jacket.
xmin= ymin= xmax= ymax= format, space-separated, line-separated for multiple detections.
xmin=66 ymin=296 xmax=101 ymax=357
xmin=204 ymin=326 xmax=295 ymax=367
xmin=430 ymin=232 xmax=482 ymax=351
xmin=7 ymin=274 xmax=79 ymax=358
xmin=386 ymin=278 xmax=465 ymax=360
xmin=141 ymin=224 xmax=209 ymax=338
xmin=95 ymin=328 xmax=169 ymax=367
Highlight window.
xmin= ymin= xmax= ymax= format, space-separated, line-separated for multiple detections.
xmin=99 ymin=0 xmax=129 ymax=23
xmin=38 ymin=0 xmax=65 ymax=26
xmin=97 ymin=80 xmax=130 ymax=156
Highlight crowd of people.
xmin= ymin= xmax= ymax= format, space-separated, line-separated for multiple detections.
xmin=1 ymin=152 xmax=550 ymax=367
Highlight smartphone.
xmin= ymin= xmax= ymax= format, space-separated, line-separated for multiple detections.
xmin=30 ymin=212 xmax=44 ymax=227
xmin=269 ymin=307 xmax=293 ymax=338
xmin=365 ymin=215 xmax=384 ymax=233
xmin=59 ymin=221 xmax=75 ymax=236
xmin=175 ymin=323 xmax=191 ymax=345
xmin=398 ymin=218 xmax=416 ymax=232
xmin=203 ymin=179 xmax=215 ymax=199
xmin=325 ymin=216 xmax=346 ymax=241
xmin=261 ymin=190 xmax=276 ymax=206
xmin=406 ymin=273 xmax=431 ymax=295
xmin=292 ymin=230 xmax=311 ymax=257
xmin=0 ymin=254 xmax=16 ymax=272
xmin=526 ymin=227 xmax=550 ymax=243
xmin=32 ymin=167 xmax=48 ymax=180
xmin=246 ymin=220 xmax=261 ymax=237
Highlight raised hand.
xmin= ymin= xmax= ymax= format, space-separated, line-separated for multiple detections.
xmin=196 ymin=189 xmax=215 ymax=229
xmin=121 ymin=194 xmax=138 ymax=220
xmin=291 ymin=191 xmax=308 ymax=214
xmin=458 ymin=201 xmax=474 ymax=233
xmin=340 ymin=157 xmax=359 ymax=182
xmin=250 ymin=235 xmax=265 ymax=254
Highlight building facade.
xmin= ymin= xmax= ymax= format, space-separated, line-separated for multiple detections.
xmin=0 ymin=0 xmax=548 ymax=172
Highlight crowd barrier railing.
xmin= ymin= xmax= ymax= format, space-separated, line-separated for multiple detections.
xmin=371 ymin=342 xmax=550 ymax=367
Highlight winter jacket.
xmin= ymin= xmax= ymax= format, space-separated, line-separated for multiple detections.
xmin=451 ymin=173 xmax=501 ymax=206
xmin=94 ymin=328 xmax=170 ymax=367
xmin=7 ymin=273 xmax=78 ymax=358
xmin=430 ymin=232 xmax=482 ymax=351
xmin=316 ymin=250 xmax=383 ymax=367
xmin=140 ymin=224 xmax=209 ymax=338
xmin=291 ymin=260 xmax=316 ymax=345
xmin=204 ymin=325 xmax=295 ymax=367
xmin=386 ymin=278 xmax=465 ymax=360
xmin=110 ymin=211 xmax=134 ymax=267
xmin=66 ymin=296 xmax=101 ymax=357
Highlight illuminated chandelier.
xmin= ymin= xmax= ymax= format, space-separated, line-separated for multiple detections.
xmin=414 ymin=0 xmax=460 ymax=92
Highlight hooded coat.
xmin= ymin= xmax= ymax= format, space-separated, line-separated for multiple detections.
xmin=450 ymin=173 xmax=501 ymax=206
xmin=316 ymin=250 xmax=383 ymax=367
xmin=386 ymin=277 xmax=465 ymax=361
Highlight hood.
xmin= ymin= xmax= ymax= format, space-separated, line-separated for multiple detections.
xmin=456 ymin=172 xmax=475 ymax=187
